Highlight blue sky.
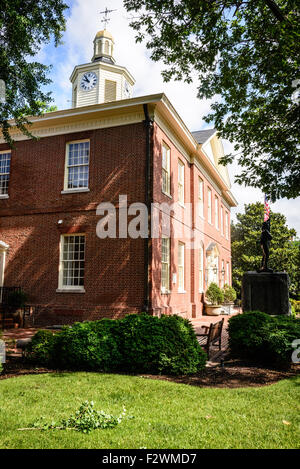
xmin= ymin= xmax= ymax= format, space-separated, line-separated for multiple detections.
xmin=36 ymin=0 xmax=299 ymax=235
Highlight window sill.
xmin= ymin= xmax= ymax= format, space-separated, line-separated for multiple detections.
xmin=0 ymin=194 xmax=9 ymax=199
xmin=162 ymin=191 xmax=172 ymax=199
xmin=178 ymin=202 xmax=185 ymax=208
xmin=161 ymin=290 xmax=171 ymax=295
xmin=61 ymin=188 xmax=90 ymax=194
xmin=56 ymin=288 xmax=86 ymax=293
xmin=178 ymin=290 xmax=186 ymax=294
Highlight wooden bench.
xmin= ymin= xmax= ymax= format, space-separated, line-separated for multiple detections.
xmin=195 ymin=318 xmax=224 ymax=359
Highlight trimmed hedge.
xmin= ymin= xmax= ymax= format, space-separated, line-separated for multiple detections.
xmin=27 ymin=313 xmax=207 ymax=375
xmin=228 ymin=311 xmax=300 ymax=367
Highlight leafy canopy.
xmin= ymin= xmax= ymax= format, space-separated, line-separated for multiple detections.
xmin=124 ymin=0 xmax=300 ymax=200
xmin=231 ymin=202 xmax=299 ymax=298
xmin=0 ymin=0 xmax=68 ymax=145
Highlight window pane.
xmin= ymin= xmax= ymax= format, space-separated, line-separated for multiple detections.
xmin=61 ymin=235 xmax=85 ymax=287
xmin=0 ymin=152 xmax=11 ymax=195
xmin=67 ymin=141 xmax=90 ymax=189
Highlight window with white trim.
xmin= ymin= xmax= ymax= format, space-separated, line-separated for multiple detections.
xmin=162 ymin=143 xmax=171 ymax=195
xmin=199 ymin=243 xmax=204 ymax=292
xmin=178 ymin=159 xmax=184 ymax=205
xmin=215 ymin=196 xmax=219 ymax=229
xmin=225 ymin=211 xmax=229 ymax=239
xmin=161 ymin=237 xmax=170 ymax=293
xmin=59 ymin=234 xmax=85 ymax=289
xmin=207 ymin=188 xmax=212 ymax=224
xmin=198 ymin=177 xmax=204 ymax=218
xmin=178 ymin=242 xmax=185 ymax=292
xmin=220 ymin=206 xmax=224 ymax=235
xmin=0 ymin=151 xmax=11 ymax=195
xmin=64 ymin=140 xmax=90 ymax=191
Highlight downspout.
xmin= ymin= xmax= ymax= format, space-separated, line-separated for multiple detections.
xmin=143 ymin=104 xmax=153 ymax=313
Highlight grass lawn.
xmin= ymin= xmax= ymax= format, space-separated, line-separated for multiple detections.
xmin=0 ymin=372 xmax=299 ymax=449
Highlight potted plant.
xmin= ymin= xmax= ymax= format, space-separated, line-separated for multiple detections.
xmin=222 ymin=284 xmax=237 ymax=315
xmin=205 ymin=282 xmax=224 ymax=316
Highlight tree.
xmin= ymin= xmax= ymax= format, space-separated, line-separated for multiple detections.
xmin=231 ymin=202 xmax=299 ymax=298
xmin=123 ymin=0 xmax=300 ymax=201
xmin=0 ymin=0 xmax=68 ymax=145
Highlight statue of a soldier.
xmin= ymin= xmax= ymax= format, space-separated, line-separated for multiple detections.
xmin=258 ymin=198 xmax=273 ymax=272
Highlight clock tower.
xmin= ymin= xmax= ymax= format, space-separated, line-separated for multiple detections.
xmin=70 ymin=29 xmax=135 ymax=108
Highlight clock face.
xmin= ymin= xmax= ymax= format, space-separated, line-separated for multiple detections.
xmin=80 ymin=72 xmax=97 ymax=91
xmin=123 ymin=80 xmax=130 ymax=98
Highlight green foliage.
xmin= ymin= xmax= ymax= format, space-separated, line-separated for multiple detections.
xmin=54 ymin=320 xmax=123 ymax=372
xmin=231 ymin=203 xmax=299 ymax=297
xmin=0 ymin=0 xmax=68 ymax=145
xmin=290 ymin=299 xmax=300 ymax=313
xmin=119 ymin=313 xmax=206 ymax=375
xmin=206 ymin=283 xmax=224 ymax=305
xmin=27 ymin=401 xmax=127 ymax=434
xmin=124 ymin=0 xmax=300 ymax=200
xmin=6 ymin=290 xmax=28 ymax=308
xmin=28 ymin=314 xmax=207 ymax=375
xmin=222 ymin=284 xmax=237 ymax=303
xmin=27 ymin=330 xmax=57 ymax=366
xmin=228 ymin=311 xmax=300 ymax=367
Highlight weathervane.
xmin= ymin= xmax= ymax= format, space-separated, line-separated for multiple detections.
xmin=99 ymin=7 xmax=117 ymax=29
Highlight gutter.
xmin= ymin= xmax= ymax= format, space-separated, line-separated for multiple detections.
xmin=143 ymin=104 xmax=153 ymax=313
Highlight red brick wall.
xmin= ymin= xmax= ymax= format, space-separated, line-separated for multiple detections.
xmin=0 ymin=123 xmax=147 ymax=324
xmin=151 ymin=123 xmax=232 ymax=319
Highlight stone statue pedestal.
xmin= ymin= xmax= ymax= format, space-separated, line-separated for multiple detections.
xmin=242 ymin=271 xmax=290 ymax=315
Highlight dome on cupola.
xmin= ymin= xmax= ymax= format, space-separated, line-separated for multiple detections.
xmin=92 ymin=29 xmax=115 ymax=64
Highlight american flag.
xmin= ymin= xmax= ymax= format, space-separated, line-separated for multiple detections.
xmin=264 ymin=195 xmax=270 ymax=222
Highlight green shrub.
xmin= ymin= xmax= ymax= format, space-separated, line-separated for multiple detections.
xmin=206 ymin=283 xmax=224 ymax=305
xmin=290 ymin=299 xmax=300 ymax=314
xmin=54 ymin=320 xmax=123 ymax=371
xmin=28 ymin=314 xmax=207 ymax=375
xmin=222 ymin=284 xmax=237 ymax=303
xmin=27 ymin=330 xmax=57 ymax=366
xmin=119 ymin=313 xmax=206 ymax=375
xmin=228 ymin=311 xmax=300 ymax=367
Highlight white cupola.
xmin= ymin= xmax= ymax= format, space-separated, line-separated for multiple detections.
xmin=70 ymin=29 xmax=135 ymax=108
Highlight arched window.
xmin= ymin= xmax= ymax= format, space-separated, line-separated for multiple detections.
xmin=104 ymin=40 xmax=109 ymax=54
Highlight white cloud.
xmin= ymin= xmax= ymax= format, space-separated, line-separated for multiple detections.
xmin=45 ymin=0 xmax=300 ymax=235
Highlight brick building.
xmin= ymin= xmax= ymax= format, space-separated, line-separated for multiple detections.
xmin=0 ymin=30 xmax=237 ymax=325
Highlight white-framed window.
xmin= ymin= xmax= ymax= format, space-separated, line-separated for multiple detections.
xmin=161 ymin=237 xmax=170 ymax=293
xmin=225 ymin=211 xmax=229 ymax=239
xmin=207 ymin=188 xmax=212 ymax=224
xmin=220 ymin=206 xmax=224 ymax=236
xmin=178 ymin=159 xmax=185 ymax=205
xmin=0 ymin=151 xmax=11 ymax=196
xmin=64 ymin=140 xmax=90 ymax=191
xmin=226 ymin=261 xmax=230 ymax=284
xmin=198 ymin=177 xmax=204 ymax=218
xmin=199 ymin=243 xmax=204 ymax=292
xmin=215 ymin=196 xmax=219 ymax=229
xmin=162 ymin=143 xmax=171 ymax=196
xmin=178 ymin=242 xmax=185 ymax=292
xmin=58 ymin=234 xmax=86 ymax=290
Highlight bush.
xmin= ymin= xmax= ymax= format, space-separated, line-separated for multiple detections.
xmin=119 ymin=313 xmax=206 ymax=375
xmin=27 ymin=330 xmax=57 ymax=366
xmin=222 ymin=284 xmax=237 ymax=303
xmin=28 ymin=314 xmax=207 ymax=375
xmin=228 ymin=311 xmax=300 ymax=367
xmin=290 ymin=299 xmax=300 ymax=314
xmin=206 ymin=283 xmax=224 ymax=305
xmin=54 ymin=320 xmax=123 ymax=371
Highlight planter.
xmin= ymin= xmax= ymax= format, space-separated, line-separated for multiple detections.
xmin=222 ymin=302 xmax=235 ymax=315
xmin=205 ymin=304 xmax=222 ymax=316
